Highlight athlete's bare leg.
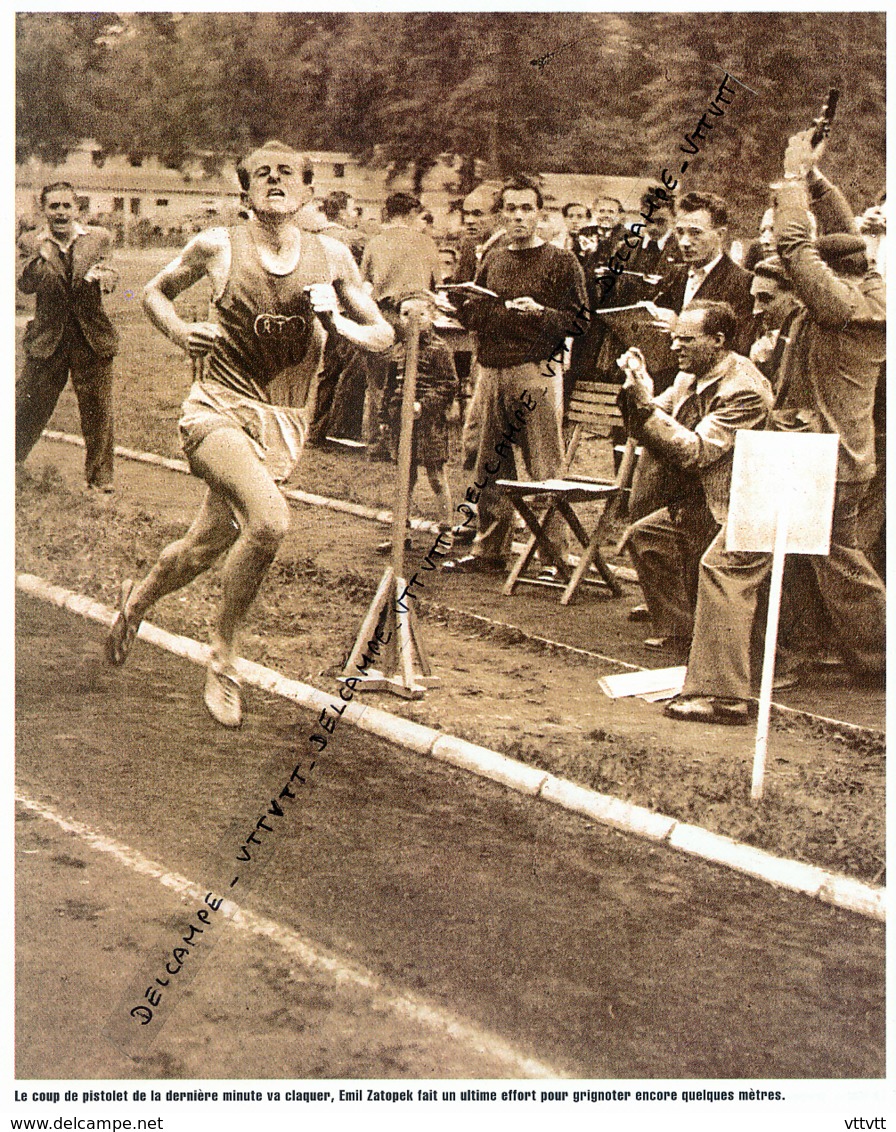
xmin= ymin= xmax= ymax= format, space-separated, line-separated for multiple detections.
xmin=124 ymin=485 xmax=239 ymax=626
xmin=116 ymin=427 xmax=290 ymax=723
xmin=187 ymin=428 xmax=291 ymax=670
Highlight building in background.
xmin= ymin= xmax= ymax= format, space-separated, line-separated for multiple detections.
xmin=16 ymin=139 xmax=649 ymax=246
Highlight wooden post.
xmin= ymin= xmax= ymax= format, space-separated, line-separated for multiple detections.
xmin=390 ymin=308 xmax=420 ymax=585
xmin=340 ymin=308 xmax=438 ymax=698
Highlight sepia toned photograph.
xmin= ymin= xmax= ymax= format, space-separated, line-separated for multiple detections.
xmin=12 ymin=7 xmax=886 ymax=1123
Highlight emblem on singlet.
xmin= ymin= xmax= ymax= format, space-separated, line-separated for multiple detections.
xmin=253 ymin=312 xmax=308 ymax=338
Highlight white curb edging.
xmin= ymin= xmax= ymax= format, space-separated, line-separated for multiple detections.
xmin=15 ymin=572 xmax=886 ymax=923
xmin=44 ymin=430 xmax=192 ymax=475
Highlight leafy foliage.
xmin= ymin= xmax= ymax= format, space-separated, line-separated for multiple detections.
xmin=16 ymin=12 xmax=885 ymax=223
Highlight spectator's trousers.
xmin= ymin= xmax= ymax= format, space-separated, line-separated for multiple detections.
xmin=628 ymin=504 xmax=719 ymax=641
xmin=16 ymin=330 xmax=115 ymax=487
xmin=682 ymin=481 xmax=886 ymax=700
xmin=471 ymin=363 xmax=565 ymax=563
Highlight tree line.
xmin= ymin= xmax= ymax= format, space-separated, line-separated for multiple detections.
xmin=16 ymin=11 xmax=884 ymax=225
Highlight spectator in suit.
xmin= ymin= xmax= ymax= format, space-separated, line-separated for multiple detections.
xmin=746 ymin=256 xmax=803 ymax=385
xmin=438 ymin=245 xmax=459 ymax=284
xmin=16 ymin=181 xmax=119 ymax=490
xmin=663 ymin=132 xmax=885 ymax=725
xmin=560 ymin=201 xmax=591 ymax=262
xmin=621 ymin=301 xmax=773 ymax=666
xmin=593 ymin=190 xmax=681 ymax=398
xmin=622 ymin=188 xmax=680 ymax=295
xmin=585 ymin=196 xmax=626 ymax=251
xmin=454 ymin=182 xmax=506 ymax=283
xmin=563 ymin=198 xmax=628 ymax=415
xmin=741 ymin=206 xmax=776 ymax=272
xmin=652 ymin=191 xmax=756 ymax=356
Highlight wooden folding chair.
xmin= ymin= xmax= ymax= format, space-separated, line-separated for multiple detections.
xmin=497 ymin=381 xmax=638 ymax=605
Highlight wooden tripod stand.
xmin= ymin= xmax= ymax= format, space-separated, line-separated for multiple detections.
xmin=341 ymin=309 xmax=438 ymax=699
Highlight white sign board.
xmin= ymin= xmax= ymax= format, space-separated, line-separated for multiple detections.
xmin=726 ymin=431 xmax=839 ymax=555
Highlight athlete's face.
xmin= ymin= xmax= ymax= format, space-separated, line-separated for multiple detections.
xmin=244 ymin=149 xmax=310 ymax=217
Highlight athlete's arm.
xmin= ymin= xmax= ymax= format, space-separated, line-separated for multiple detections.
xmin=308 ymin=239 xmax=394 ymax=352
xmin=143 ymin=229 xmax=227 ymax=355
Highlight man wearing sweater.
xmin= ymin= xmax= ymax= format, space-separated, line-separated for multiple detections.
xmin=444 ymin=175 xmax=587 ymax=572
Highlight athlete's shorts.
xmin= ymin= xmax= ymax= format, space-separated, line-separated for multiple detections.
xmin=179 ymin=379 xmax=308 ymax=483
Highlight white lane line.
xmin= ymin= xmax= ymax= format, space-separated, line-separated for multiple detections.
xmin=16 ymin=793 xmax=565 ymax=1079
xmin=16 ymin=573 xmax=886 ymax=921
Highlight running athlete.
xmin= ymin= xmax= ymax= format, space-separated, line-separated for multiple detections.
xmin=106 ymin=141 xmax=393 ymax=727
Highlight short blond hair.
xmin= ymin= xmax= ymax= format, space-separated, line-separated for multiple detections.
xmin=237 ymin=141 xmax=312 ymax=191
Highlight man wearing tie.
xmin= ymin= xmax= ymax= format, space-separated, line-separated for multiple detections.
xmin=652 ymin=191 xmax=755 ymax=357
xmin=16 ymin=181 xmax=119 ymax=489
xmin=621 ymin=301 xmax=773 ymax=669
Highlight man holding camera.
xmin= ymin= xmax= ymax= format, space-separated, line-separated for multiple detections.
xmin=105 ymin=140 xmax=393 ymax=728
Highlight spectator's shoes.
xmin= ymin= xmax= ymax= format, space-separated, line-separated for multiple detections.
xmin=440 ymin=554 xmax=506 ymax=575
xmin=663 ymin=695 xmax=754 ymax=726
xmin=204 ymin=663 xmax=243 ymax=729
xmin=105 ymin=580 xmax=140 ymax=666
xmin=628 ymin=604 xmax=650 ymax=622
xmin=644 ymin=636 xmax=691 ymax=662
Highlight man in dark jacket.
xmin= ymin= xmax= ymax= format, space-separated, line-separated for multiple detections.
xmin=16 ymin=181 xmax=119 ymax=489
xmin=625 ymin=190 xmax=758 ymax=529
xmin=653 ymin=191 xmax=755 ymax=356
xmin=454 ymin=182 xmax=506 ymax=283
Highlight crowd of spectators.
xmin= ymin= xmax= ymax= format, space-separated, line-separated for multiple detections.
xmin=362 ymin=131 xmax=885 ymax=726
xmin=17 ymin=128 xmax=886 ymax=726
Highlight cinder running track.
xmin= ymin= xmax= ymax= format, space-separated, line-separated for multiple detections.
xmin=16 ymin=596 xmax=885 ymax=1080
